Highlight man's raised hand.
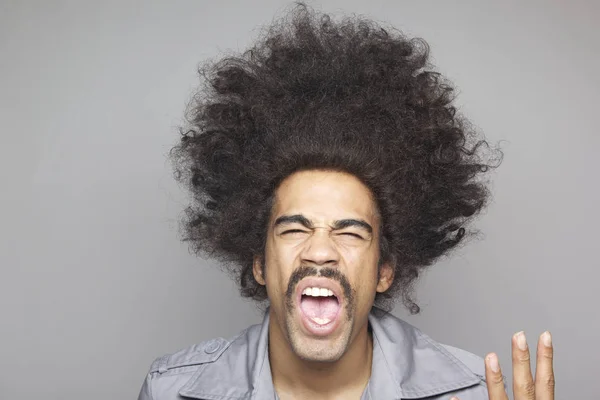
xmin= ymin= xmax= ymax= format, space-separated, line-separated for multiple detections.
xmin=452 ymin=331 xmax=554 ymax=400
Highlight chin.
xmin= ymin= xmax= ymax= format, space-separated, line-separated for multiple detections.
xmin=286 ymin=324 xmax=353 ymax=363
xmin=292 ymin=340 xmax=347 ymax=363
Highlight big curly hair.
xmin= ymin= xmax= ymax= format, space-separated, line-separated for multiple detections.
xmin=170 ymin=4 xmax=500 ymax=313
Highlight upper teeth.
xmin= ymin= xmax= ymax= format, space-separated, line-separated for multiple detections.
xmin=302 ymin=287 xmax=334 ymax=297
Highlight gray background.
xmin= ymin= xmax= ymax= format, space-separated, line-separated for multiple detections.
xmin=1 ymin=0 xmax=598 ymax=398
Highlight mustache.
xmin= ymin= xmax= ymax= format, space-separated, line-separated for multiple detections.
xmin=285 ymin=265 xmax=353 ymax=304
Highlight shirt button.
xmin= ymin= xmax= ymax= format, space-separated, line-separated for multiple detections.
xmin=204 ymin=340 xmax=221 ymax=354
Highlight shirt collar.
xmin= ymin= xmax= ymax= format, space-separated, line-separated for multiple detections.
xmin=179 ymin=307 xmax=480 ymax=399
xmin=367 ymin=308 xmax=481 ymax=398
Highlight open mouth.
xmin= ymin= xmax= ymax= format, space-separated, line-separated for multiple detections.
xmin=294 ymin=277 xmax=345 ymax=337
xmin=300 ymin=287 xmax=340 ymax=325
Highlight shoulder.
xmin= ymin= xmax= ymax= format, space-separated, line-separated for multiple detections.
xmin=147 ymin=336 xmax=233 ymax=375
xmin=439 ymin=343 xmax=487 ymax=379
xmin=439 ymin=344 xmax=509 ymax=398
xmin=370 ymin=309 xmax=504 ymax=399
xmin=137 ymin=328 xmax=252 ymax=400
xmin=374 ymin=309 xmax=489 ymax=378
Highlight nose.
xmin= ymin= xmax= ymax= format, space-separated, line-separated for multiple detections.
xmin=299 ymin=229 xmax=340 ymax=267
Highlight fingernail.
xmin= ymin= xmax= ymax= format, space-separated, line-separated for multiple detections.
xmin=542 ymin=331 xmax=552 ymax=347
xmin=487 ymin=353 xmax=500 ymax=373
xmin=515 ymin=331 xmax=527 ymax=350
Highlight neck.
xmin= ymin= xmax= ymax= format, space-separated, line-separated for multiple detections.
xmin=268 ymin=312 xmax=373 ymax=398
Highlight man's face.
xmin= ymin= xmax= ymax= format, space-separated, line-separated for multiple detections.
xmin=253 ymin=170 xmax=393 ymax=362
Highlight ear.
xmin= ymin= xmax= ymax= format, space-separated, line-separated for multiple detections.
xmin=253 ymin=255 xmax=266 ymax=285
xmin=376 ymin=261 xmax=394 ymax=293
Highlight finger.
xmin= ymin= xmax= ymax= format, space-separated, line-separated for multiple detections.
xmin=535 ymin=331 xmax=555 ymax=400
xmin=512 ymin=331 xmax=535 ymax=399
xmin=484 ymin=353 xmax=509 ymax=400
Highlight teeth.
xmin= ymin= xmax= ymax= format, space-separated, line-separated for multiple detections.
xmin=312 ymin=317 xmax=331 ymax=325
xmin=301 ymin=287 xmax=336 ymax=297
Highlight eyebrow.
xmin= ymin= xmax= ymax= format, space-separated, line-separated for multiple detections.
xmin=273 ymin=214 xmax=373 ymax=234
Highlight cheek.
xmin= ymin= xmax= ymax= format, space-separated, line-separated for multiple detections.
xmin=353 ymin=269 xmax=379 ymax=295
xmin=346 ymin=245 xmax=379 ymax=277
xmin=347 ymin=253 xmax=380 ymax=298
xmin=264 ymin=244 xmax=296 ymax=296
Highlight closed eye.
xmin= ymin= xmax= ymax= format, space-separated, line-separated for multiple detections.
xmin=281 ymin=230 xmax=363 ymax=239
xmin=339 ymin=233 xmax=363 ymax=239
xmin=282 ymin=229 xmax=308 ymax=234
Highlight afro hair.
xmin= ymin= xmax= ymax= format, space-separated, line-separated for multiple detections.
xmin=170 ymin=3 xmax=500 ymax=313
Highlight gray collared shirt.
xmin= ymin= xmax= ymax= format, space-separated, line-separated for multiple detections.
xmin=138 ymin=308 xmax=492 ymax=399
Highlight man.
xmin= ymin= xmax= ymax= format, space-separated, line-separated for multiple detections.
xmin=138 ymin=4 xmax=554 ymax=400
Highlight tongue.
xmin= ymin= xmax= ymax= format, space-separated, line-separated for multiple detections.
xmin=300 ymin=296 xmax=339 ymax=322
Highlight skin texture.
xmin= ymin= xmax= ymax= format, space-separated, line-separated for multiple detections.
xmin=252 ymin=169 xmax=393 ymax=399
xmin=453 ymin=332 xmax=555 ymax=400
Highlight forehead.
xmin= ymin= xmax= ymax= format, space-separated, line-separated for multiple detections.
xmin=272 ymin=170 xmax=379 ymax=223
